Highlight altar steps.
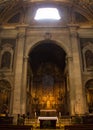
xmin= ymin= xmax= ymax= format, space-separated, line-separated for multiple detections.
xmin=24 ymin=117 xmax=71 ymax=128
xmin=59 ymin=118 xmax=71 ymax=128
xmin=25 ymin=119 xmax=37 ymax=126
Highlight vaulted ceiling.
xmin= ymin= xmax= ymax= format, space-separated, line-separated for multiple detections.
xmin=0 ymin=0 xmax=93 ymax=26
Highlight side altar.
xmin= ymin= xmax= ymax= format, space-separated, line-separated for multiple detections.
xmin=37 ymin=109 xmax=58 ymax=128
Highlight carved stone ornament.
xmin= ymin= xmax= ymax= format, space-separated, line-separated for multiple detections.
xmin=44 ymin=32 xmax=52 ymax=40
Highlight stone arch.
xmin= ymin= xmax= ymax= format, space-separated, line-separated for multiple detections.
xmin=85 ymin=79 xmax=93 ymax=113
xmin=26 ymin=39 xmax=71 ymax=116
xmin=0 ymin=80 xmax=11 ymax=114
xmin=27 ymin=39 xmax=71 ymax=57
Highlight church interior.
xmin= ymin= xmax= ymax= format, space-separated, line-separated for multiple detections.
xmin=0 ymin=0 xmax=93 ymax=128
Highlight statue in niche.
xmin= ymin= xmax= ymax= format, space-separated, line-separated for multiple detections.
xmin=85 ymin=50 xmax=93 ymax=68
xmin=1 ymin=51 xmax=11 ymax=69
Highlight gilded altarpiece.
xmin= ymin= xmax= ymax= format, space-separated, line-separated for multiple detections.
xmin=30 ymin=63 xmax=67 ymax=117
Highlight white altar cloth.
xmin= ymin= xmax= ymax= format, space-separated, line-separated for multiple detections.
xmin=38 ymin=116 xmax=58 ymax=123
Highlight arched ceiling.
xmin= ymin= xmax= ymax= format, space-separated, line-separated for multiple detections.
xmin=0 ymin=0 xmax=93 ymax=25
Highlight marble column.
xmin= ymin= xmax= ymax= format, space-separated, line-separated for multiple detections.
xmin=13 ymin=27 xmax=26 ymax=114
xmin=21 ymin=56 xmax=28 ymax=114
xmin=66 ymin=56 xmax=75 ymax=115
xmin=69 ymin=25 xmax=85 ymax=114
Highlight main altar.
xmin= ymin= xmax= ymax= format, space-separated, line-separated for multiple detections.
xmin=38 ymin=109 xmax=58 ymax=128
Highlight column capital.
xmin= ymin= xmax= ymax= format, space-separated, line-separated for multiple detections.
xmin=23 ymin=56 xmax=29 ymax=62
xmin=16 ymin=25 xmax=27 ymax=39
xmin=66 ymin=56 xmax=73 ymax=61
xmin=16 ymin=24 xmax=28 ymax=30
xmin=68 ymin=24 xmax=79 ymax=37
xmin=17 ymin=32 xmax=25 ymax=39
xmin=67 ymin=24 xmax=79 ymax=29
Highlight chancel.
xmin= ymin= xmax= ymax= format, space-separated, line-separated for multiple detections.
xmin=0 ymin=0 xmax=93 ymax=129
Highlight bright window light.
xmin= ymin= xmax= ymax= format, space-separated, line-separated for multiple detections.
xmin=34 ymin=8 xmax=61 ymax=20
